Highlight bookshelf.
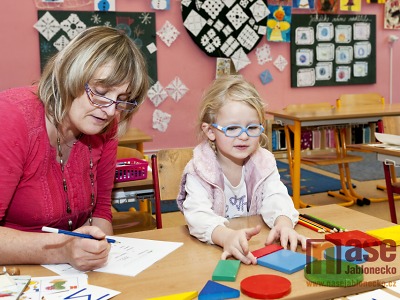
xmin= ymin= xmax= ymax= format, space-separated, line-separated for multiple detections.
xmin=266 ymin=119 xmax=377 ymax=159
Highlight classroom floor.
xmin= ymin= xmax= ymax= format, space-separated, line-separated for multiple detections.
xmin=161 ymin=163 xmax=400 ymax=228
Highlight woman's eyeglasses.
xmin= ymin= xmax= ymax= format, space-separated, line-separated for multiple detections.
xmin=84 ymin=83 xmax=138 ymax=112
xmin=212 ymin=123 xmax=264 ymax=137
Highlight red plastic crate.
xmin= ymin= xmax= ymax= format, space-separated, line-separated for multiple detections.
xmin=114 ymin=158 xmax=148 ymax=182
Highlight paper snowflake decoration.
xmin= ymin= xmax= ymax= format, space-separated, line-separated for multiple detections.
xmin=201 ymin=28 xmax=221 ymax=53
xmin=153 ymin=109 xmax=172 ymax=132
xmin=60 ymin=13 xmax=87 ymax=40
xmin=148 ymin=81 xmax=168 ymax=107
xmin=140 ymin=12 xmax=153 ymax=25
xmin=256 ymin=44 xmax=272 ymax=65
xmin=157 ymin=21 xmax=180 ymax=47
xmin=34 ymin=11 xmax=61 ymax=41
xmin=147 ymin=43 xmax=157 ymax=54
xmin=91 ymin=13 xmax=102 ymax=24
xmin=274 ymin=55 xmax=288 ymax=72
xmin=183 ymin=9 xmax=207 ymax=37
xmin=165 ymin=77 xmax=189 ymax=102
xmin=53 ymin=35 xmax=70 ymax=51
xmin=231 ymin=47 xmax=251 ymax=71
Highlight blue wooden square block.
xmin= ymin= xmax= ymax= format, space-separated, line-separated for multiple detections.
xmin=257 ymin=249 xmax=314 ymax=274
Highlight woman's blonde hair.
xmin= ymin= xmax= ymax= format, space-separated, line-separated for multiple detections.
xmin=38 ymin=26 xmax=149 ymax=136
xmin=197 ymin=75 xmax=268 ymax=148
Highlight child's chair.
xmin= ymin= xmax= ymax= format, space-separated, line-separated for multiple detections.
xmin=151 ymin=148 xmax=193 ymax=228
xmin=112 ymin=146 xmax=158 ymax=234
xmin=335 ymin=93 xmax=399 ymax=203
xmin=283 ymin=102 xmax=363 ymax=207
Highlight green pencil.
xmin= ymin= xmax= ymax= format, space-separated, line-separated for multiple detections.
xmin=301 ymin=214 xmax=347 ymax=232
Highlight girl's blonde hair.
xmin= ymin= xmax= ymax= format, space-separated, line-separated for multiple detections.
xmin=197 ymin=75 xmax=268 ymax=148
xmin=38 ymin=26 xmax=149 ymax=137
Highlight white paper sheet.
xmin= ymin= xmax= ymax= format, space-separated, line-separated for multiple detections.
xmin=20 ymin=274 xmax=120 ymax=300
xmin=346 ymin=288 xmax=400 ymax=299
xmin=42 ymin=237 xmax=183 ymax=277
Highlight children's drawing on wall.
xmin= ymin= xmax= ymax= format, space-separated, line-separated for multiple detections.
xmin=34 ymin=0 xmax=90 ymax=9
xmin=267 ymin=5 xmax=292 ymax=42
xmin=216 ymin=58 xmax=236 ymax=78
xmin=290 ymin=14 xmax=376 ymax=87
xmin=340 ymin=0 xmax=361 ymax=11
xmin=293 ymin=0 xmax=315 ymax=10
xmin=151 ymin=0 xmax=170 ymax=10
xmin=384 ymin=0 xmax=400 ymax=29
xmin=317 ymin=0 xmax=338 ymax=13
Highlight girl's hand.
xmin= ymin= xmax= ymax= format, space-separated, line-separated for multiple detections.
xmin=213 ymin=225 xmax=261 ymax=264
xmin=266 ymin=217 xmax=307 ymax=251
xmin=63 ymin=226 xmax=111 ymax=271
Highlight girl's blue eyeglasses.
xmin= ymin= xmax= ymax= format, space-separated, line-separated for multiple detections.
xmin=85 ymin=83 xmax=138 ymax=112
xmin=212 ymin=123 xmax=264 ymax=137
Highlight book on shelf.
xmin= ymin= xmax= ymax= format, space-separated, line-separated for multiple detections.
xmin=312 ymin=130 xmax=321 ymax=150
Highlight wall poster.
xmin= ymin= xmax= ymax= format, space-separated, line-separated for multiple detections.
xmin=290 ymin=14 xmax=376 ymax=88
xmin=36 ymin=10 xmax=157 ymax=83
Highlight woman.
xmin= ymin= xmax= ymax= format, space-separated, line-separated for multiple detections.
xmin=0 ymin=26 xmax=149 ymax=271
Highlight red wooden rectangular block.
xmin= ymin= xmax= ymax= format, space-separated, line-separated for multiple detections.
xmin=325 ymin=230 xmax=382 ymax=248
xmin=251 ymin=244 xmax=284 ymax=258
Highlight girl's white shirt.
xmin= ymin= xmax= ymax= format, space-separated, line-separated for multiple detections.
xmin=182 ymin=167 xmax=298 ymax=244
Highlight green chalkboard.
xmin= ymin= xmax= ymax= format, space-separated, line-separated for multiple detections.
xmin=290 ymin=14 xmax=376 ymax=87
xmin=37 ymin=10 xmax=157 ymax=83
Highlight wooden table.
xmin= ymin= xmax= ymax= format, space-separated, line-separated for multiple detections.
xmin=360 ymin=144 xmax=400 ymax=223
xmin=14 ymin=205 xmax=400 ymax=299
xmin=268 ymin=104 xmax=400 ymax=209
xmin=118 ymin=127 xmax=153 ymax=154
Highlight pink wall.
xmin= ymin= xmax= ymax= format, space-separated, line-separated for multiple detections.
xmin=1 ymin=1 xmax=399 ymax=153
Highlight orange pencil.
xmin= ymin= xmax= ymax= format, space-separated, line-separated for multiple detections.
xmin=299 ymin=216 xmax=334 ymax=233
xmin=297 ymin=219 xmax=325 ymax=233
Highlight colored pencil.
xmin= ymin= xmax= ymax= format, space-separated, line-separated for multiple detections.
xmin=300 ymin=214 xmax=347 ymax=232
xmin=297 ymin=219 xmax=325 ymax=233
xmin=300 ymin=214 xmax=338 ymax=232
xmin=298 ymin=216 xmax=327 ymax=232
xmin=42 ymin=226 xmax=118 ymax=244
xmin=299 ymin=216 xmax=333 ymax=233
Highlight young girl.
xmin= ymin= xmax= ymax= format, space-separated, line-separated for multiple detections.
xmin=177 ymin=76 xmax=307 ymax=265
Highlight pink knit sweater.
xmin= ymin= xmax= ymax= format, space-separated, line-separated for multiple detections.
xmin=0 ymin=86 xmax=116 ymax=231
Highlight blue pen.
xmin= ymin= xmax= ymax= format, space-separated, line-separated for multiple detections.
xmin=42 ymin=226 xmax=118 ymax=244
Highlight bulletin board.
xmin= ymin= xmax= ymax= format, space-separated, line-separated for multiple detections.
xmin=290 ymin=14 xmax=376 ymax=88
xmin=36 ymin=10 xmax=157 ymax=83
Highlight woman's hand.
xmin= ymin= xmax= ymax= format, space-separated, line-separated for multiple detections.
xmin=212 ymin=225 xmax=261 ymax=265
xmin=63 ymin=226 xmax=111 ymax=271
xmin=265 ymin=216 xmax=307 ymax=251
